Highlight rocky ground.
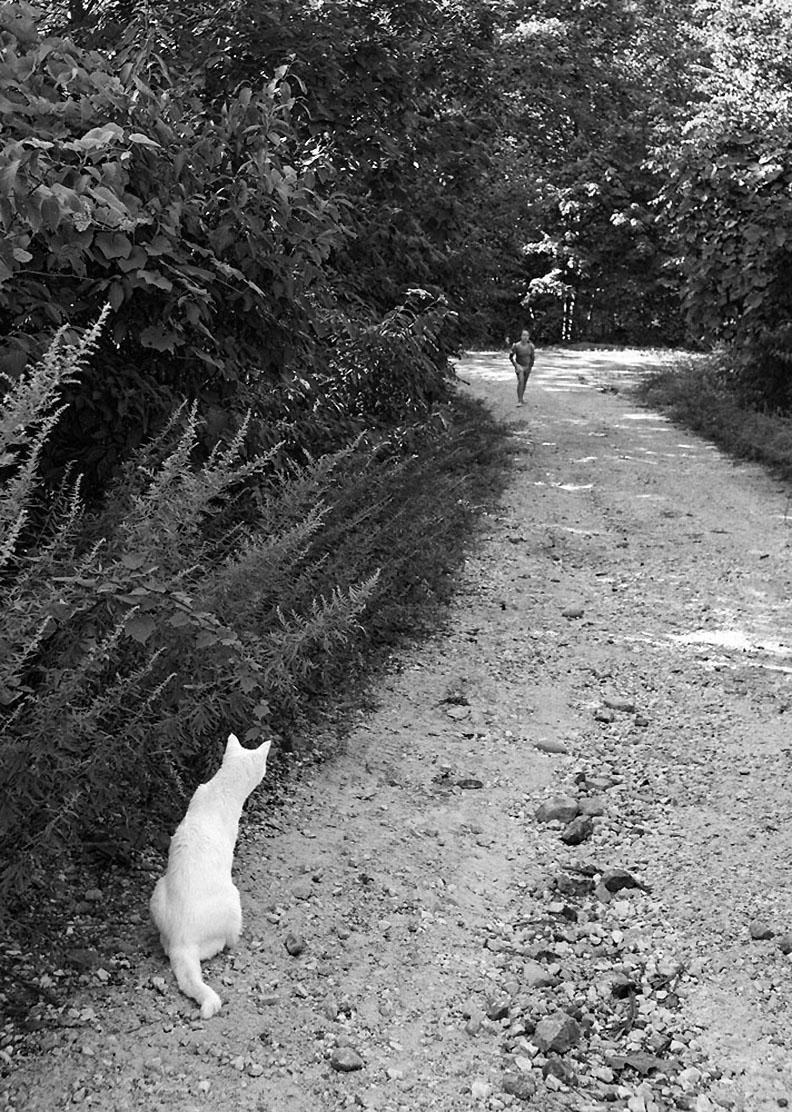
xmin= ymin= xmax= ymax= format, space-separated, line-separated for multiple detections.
xmin=2 ymin=347 xmax=791 ymax=1112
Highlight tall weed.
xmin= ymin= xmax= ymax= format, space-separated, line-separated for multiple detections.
xmin=636 ymin=352 xmax=792 ymax=478
xmin=0 ymin=317 xmax=508 ymax=911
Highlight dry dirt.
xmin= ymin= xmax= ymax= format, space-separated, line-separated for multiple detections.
xmin=3 ymin=348 xmax=792 ymax=1112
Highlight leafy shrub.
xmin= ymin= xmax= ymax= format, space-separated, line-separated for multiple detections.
xmin=0 ymin=309 xmax=505 ymax=909
xmin=636 ymin=352 xmax=792 ymax=477
xmin=0 ymin=3 xmax=350 ymax=490
xmin=0 ymin=325 xmax=376 ymax=901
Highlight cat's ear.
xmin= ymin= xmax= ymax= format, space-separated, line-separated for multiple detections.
xmin=257 ymin=739 xmax=272 ymax=763
xmin=225 ymin=733 xmax=242 ymax=755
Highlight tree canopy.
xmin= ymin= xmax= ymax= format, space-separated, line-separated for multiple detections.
xmin=3 ymin=0 xmax=792 ymax=414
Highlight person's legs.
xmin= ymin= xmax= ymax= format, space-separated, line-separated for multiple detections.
xmin=516 ymin=367 xmax=528 ymax=404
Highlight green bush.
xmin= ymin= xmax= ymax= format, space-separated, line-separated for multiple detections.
xmin=636 ymin=351 xmax=792 ymax=477
xmin=0 ymin=314 xmax=506 ymax=909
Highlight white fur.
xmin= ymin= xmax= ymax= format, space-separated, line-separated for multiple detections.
xmin=150 ymin=733 xmax=271 ymax=1018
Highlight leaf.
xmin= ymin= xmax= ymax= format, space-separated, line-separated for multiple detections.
xmin=128 ymin=133 xmax=161 ymax=148
xmin=0 ymin=159 xmax=21 ymax=195
xmin=41 ymin=194 xmax=62 ymax=231
xmin=125 ymin=613 xmax=157 ymax=644
xmin=95 ymin=232 xmax=132 ymax=260
xmin=74 ymin=124 xmax=124 ymax=150
xmin=140 ymin=325 xmax=178 ymax=351
xmin=137 ymin=270 xmax=172 ymax=291
xmin=109 ymin=281 xmax=125 ymax=311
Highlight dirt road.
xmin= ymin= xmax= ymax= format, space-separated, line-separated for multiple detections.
xmin=3 ymin=349 xmax=792 ymax=1112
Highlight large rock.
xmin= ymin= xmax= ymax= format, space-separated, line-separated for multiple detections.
xmin=535 ymin=796 xmax=580 ymax=824
xmin=531 ymin=1011 xmax=581 ymax=1054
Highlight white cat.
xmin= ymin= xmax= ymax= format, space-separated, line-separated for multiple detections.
xmin=150 ymin=733 xmax=271 ymax=1018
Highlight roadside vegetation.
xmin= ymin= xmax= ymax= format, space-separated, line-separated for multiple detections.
xmin=636 ymin=354 xmax=792 ymax=479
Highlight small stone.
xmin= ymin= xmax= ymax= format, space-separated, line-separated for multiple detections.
xmin=502 ymin=1072 xmax=537 ymax=1101
xmin=579 ymin=795 xmax=607 ymax=817
xmin=323 ymin=996 xmax=340 ymax=1020
xmin=330 ymin=1047 xmax=365 ymax=1072
xmin=84 ymin=888 xmax=103 ymax=902
xmin=534 ymin=738 xmax=569 ymax=755
xmin=486 ymin=998 xmax=510 ymax=1021
xmin=542 ymin=1057 xmax=575 ymax=1083
xmin=471 ymin=1079 xmax=492 ymax=1099
xmin=749 ymin=921 xmax=774 ymax=941
xmin=292 ymin=881 xmax=313 ymax=901
xmin=611 ymin=973 xmax=637 ymax=998
xmin=601 ymin=868 xmax=648 ymax=894
xmin=523 ymin=961 xmax=556 ymax=989
xmin=561 ymin=815 xmax=594 ymax=845
xmin=679 ymin=1066 xmax=703 ymax=1089
xmin=603 ymin=696 xmax=636 ymax=713
xmin=561 ymin=605 xmax=584 ymax=619
xmin=635 ymin=715 xmax=650 ymax=727
xmin=248 ymin=1063 xmax=264 ymax=1077
xmin=776 ymin=934 xmax=792 ymax=955
xmin=284 ymin=932 xmax=307 ymax=956
xmin=531 ymin=1011 xmax=581 ymax=1054
xmin=535 ymin=796 xmax=580 ymax=824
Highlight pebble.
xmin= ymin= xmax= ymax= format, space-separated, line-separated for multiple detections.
xmin=531 ymin=1012 xmax=581 ymax=1054
xmin=603 ymin=697 xmax=636 ymax=713
xmin=601 ymin=868 xmax=646 ymax=894
xmin=534 ymin=738 xmax=570 ymax=755
xmin=471 ymin=1079 xmax=492 ymax=1099
xmin=486 ymin=998 xmax=510 ymax=1021
xmin=330 ymin=1047 xmax=365 ymax=1072
xmin=749 ymin=921 xmax=774 ymax=941
xmin=579 ymin=795 xmax=607 ymax=816
xmin=536 ymin=796 xmax=580 ymax=824
xmin=523 ymin=960 xmax=556 ymax=989
xmin=561 ymin=815 xmax=594 ymax=845
xmin=502 ymin=1072 xmax=537 ymax=1100
xmin=561 ymin=605 xmax=585 ymax=619
xmin=777 ymin=934 xmax=792 ymax=955
xmin=284 ymin=932 xmax=307 ymax=956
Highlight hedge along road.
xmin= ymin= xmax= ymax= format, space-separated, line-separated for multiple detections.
xmin=4 ymin=348 xmax=792 ymax=1112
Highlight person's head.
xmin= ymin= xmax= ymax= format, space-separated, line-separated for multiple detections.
xmin=521 ymin=328 xmax=531 ymax=341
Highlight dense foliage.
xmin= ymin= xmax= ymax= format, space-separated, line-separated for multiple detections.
xmin=658 ymin=0 xmax=792 ymax=408
xmin=0 ymin=318 xmax=508 ymax=903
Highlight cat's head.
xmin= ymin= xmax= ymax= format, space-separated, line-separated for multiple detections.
xmin=222 ymin=733 xmax=272 ymax=798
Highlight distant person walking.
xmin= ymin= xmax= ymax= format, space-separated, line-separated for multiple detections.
xmin=509 ymin=328 xmax=535 ymax=406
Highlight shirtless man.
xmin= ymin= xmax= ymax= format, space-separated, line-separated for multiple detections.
xmin=509 ymin=329 xmax=535 ymax=406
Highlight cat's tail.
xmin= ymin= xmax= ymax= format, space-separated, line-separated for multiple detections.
xmin=169 ymin=947 xmax=222 ymax=1019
